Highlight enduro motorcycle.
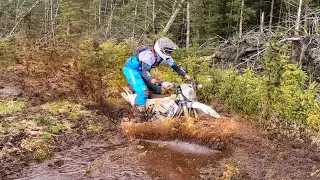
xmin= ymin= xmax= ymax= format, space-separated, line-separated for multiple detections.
xmin=120 ymin=81 xmax=221 ymax=122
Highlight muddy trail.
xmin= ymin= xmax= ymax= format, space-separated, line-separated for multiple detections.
xmin=6 ymin=116 xmax=320 ymax=180
xmin=1 ymin=66 xmax=320 ymax=180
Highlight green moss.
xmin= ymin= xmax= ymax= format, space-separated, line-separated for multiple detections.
xmin=22 ymin=139 xmax=52 ymax=162
xmin=221 ymin=164 xmax=242 ymax=180
xmin=69 ymin=112 xmax=79 ymax=120
xmin=42 ymin=100 xmax=81 ymax=114
xmin=50 ymin=125 xmax=62 ymax=134
xmin=41 ymin=100 xmax=91 ymax=117
xmin=43 ymin=132 xmax=53 ymax=140
xmin=1 ymin=120 xmax=23 ymax=133
xmin=87 ymin=125 xmax=104 ymax=132
xmin=0 ymin=101 xmax=25 ymax=115
xmin=34 ymin=114 xmax=58 ymax=126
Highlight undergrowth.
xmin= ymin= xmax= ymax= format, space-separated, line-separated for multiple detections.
xmin=195 ymin=42 xmax=320 ymax=134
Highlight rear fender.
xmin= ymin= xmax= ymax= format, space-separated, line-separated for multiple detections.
xmin=121 ymin=87 xmax=136 ymax=106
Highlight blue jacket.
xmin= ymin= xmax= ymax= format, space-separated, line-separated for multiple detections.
xmin=124 ymin=48 xmax=187 ymax=82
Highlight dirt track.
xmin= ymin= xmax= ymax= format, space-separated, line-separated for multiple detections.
xmin=1 ymin=66 xmax=320 ymax=180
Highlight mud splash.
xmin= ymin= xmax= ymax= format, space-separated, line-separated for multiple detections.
xmin=121 ymin=117 xmax=239 ymax=150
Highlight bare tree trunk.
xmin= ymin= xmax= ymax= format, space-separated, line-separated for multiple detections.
xmin=152 ymin=0 xmax=155 ymax=33
xmin=239 ymin=0 xmax=244 ymax=39
xmin=294 ymin=0 xmax=303 ymax=36
xmin=67 ymin=17 xmax=70 ymax=35
xmin=15 ymin=0 xmax=20 ymax=25
xmin=132 ymin=0 xmax=138 ymax=37
xmin=269 ymin=0 xmax=274 ymax=30
xmin=227 ymin=0 xmax=234 ymax=36
xmin=53 ymin=0 xmax=59 ymax=39
xmin=98 ymin=0 xmax=101 ymax=27
xmin=292 ymin=0 xmax=303 ymax=62
xmin=50 ymin=0 xmax=55 ymax=44
xmin=285 ymin=6 xmax=289 ymax=29
xmin=277 ymin=0 xmax=283 ymax=30
xmin=186 ymin=0 xmax=190 ymax=48
xmin=44 ymin=0 xmax=48 ymax=44
xmin=260 ymin=11 xmax=264 ymax=33
xmin=9 ymin=0 xmax=43 ymax=36
xmin=303 ymin=16 xmax=308 ymax=35
xmin=162 ymin=0 xmax=186 ymax=35
xmin=173 ymin=0 xmax=177 ymax=13
xmin=144 ymin=0 xmax=149 ymax=35
xmin=106 ymin=0 xmax=116 ymax=37
xmin=313 ymin=16 xmax=319 ymax=34
xmin=100 ymin=0 xmax=108 ymax=29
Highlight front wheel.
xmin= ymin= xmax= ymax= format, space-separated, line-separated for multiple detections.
xmin=117 ymin=106 xmax=134 ymax=123
xmin=187 ymin=102 xmax=221 ymax=118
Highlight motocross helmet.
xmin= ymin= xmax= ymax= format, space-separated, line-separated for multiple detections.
xmin=154 ymin=37 xmax=179 ymax=60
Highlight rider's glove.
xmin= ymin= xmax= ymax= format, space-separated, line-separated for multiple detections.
xmin=161 ymin=87 xmax=169 ymax=95
xmin=161 ymin=81 xmax=174 ymax=95
xmin=151 ymin=79 xmax=161 ymax=85
xmin=184 ymin=74 xmax=191 ymax=80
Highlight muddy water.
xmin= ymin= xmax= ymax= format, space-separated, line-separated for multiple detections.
xmin=139 ymin=140 xmax=227 ymax=180
xmin=15 ymin=136 xmax=229 ymax=180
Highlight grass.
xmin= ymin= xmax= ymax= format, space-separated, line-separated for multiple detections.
xmin=0 ymin=100 xmax=25 ymax=115
xmin=41 ymin=100 xmax=91 ymax=119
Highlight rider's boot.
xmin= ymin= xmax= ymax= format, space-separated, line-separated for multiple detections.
xmin=132 ymin=105 xmax=146 ymax=123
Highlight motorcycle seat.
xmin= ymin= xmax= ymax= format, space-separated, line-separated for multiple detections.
xmin=148 ymin=92 xmax=171 ymax=99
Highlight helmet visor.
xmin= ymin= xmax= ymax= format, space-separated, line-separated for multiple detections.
xmin=163 ymin=48 xmax=174 ymax=55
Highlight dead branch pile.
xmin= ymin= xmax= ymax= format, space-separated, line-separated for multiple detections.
xmin=206 ymin=32 xmax=320 ymax=81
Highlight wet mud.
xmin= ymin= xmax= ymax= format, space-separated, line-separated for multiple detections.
xmin=14 ymin=137 xmax=127 ymax=180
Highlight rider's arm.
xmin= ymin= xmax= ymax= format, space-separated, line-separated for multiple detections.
xmin=166 ymin=58 xmax=187 ymax=77
xmin=139 ymin=51 xmax=155 ymax=82
xmin=141 ymin=62 xmax=153 ymax=82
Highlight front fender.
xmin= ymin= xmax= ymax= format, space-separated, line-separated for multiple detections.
xmin=187 ymin=102 xmax=221 ymax=118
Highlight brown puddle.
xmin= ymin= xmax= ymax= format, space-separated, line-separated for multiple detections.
xmin=13 ymin=136 xmax=231 ymax=180
xmin=139 ymin=140 xmax=230 ymax=180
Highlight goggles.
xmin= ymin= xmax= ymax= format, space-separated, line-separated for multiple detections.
xmin=163 ymin=48 xmax=174 ymax=55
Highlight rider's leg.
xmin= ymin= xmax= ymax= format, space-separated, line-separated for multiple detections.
xmin=123 ymin=67 xmax=148 ymax=122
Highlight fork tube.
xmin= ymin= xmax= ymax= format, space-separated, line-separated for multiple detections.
xmin=178 ymin=94 xmax=189 ymax=117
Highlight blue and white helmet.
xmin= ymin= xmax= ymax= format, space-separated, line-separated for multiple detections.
xmin=154 ymin=37 xmax=179 ymax=60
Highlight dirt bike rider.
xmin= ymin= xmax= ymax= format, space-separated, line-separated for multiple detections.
xmin=123 ymin=37 xmax=191 ymax=122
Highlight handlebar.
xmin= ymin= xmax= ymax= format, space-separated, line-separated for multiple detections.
xmin=160 ymin=80 xmax=202 ymax=90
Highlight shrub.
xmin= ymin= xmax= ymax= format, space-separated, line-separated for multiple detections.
xmin=198 ymin=42 xmax=320 ymax=132
xmin=0 ymin=38 xmax=16 ymax=67
xmin=76 ymin=39 xmax=137 ymax=96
